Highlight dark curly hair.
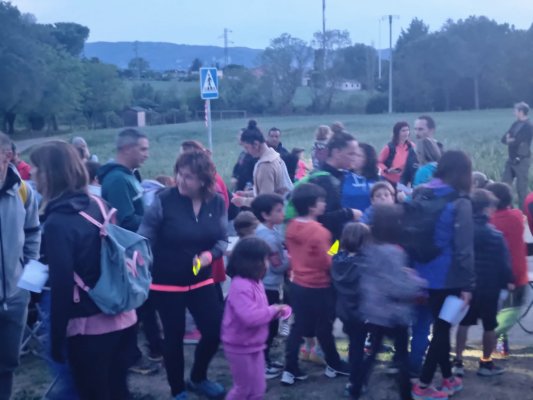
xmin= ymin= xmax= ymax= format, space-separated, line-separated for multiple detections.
xmin=392 ymin=121 xmax=410 ymax=146
xmin=174 ymin=151 xmax=216 ymax=199
xmin=226 ymin=237 xmax=271 ymax=281
xmin=357 ymin=142 xmax=379 ymax=180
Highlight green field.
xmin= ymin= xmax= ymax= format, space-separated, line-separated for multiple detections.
xmin=21 ymin=109 xmax=514 ymax=184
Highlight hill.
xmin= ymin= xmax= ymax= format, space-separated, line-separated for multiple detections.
xmin=83 ymin=41 xmax=263 ymax=70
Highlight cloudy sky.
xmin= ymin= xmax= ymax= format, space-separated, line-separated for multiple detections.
xmin=10 ymin=0 xmax=533 ymax=49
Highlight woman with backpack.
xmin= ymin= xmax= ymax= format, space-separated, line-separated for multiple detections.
xmin=410 ymin=151 xmax=475 ymax=400
xmin=138 ymin=150 xmax=228 ymax=400
xmin=378 ymin=121 xmax=418 ymax=186
xmin=31 ymin=141 xmax=137 ymax=400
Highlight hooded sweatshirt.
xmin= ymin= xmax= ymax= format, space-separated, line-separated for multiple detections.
xmin=221 ymin=276 xmax=279 ymax=354
xmin=98 ymin=163 xmax=144 ymax=232
xmin=331 ymin=251 xmax=364 ymax=323
xmin=253 ymin=146 xmax=293 ymax=196
xmin=285 ymin=219 xmax=332 ymax=288
xmin=0 ymin=165 xmax=40 ymax=306
xmin=255 ymin=223 xmax=289 ymax=291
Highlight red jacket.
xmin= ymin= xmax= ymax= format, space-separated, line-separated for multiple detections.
xmin=491 ymin=209 xmax=529 ymax=287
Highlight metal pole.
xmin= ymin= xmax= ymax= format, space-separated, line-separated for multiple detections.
xmin=206 ymin=99 xmax=213 ymax=152
xmin=388 ymin=15 xmax=393 ymax=114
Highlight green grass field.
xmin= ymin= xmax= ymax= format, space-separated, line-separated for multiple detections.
xmin=20 ymin=109 xmax=514 ymax=184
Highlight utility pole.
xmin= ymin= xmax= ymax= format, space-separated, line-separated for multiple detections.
xmin=378 ymin=18 xmax=382 ymax=80
xmin=322 ymin=0 xmax=326 ymax=66
xmin=219 ymin=28 xmax=233 ymax=68
xmin=133 ymin=41 xmax=140 ymax=80
xmin=382 ymin=15 xmax=399 ymax=113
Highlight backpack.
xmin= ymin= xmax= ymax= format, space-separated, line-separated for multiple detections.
xmin=75 ymin=195 xmax=153 ymax=315
xmin=401 ymin=187 xmax=459 ymax=263
xmin=284 ymin=170 xmax=330 ymax=220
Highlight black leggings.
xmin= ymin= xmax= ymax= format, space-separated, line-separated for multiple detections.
xmin=152 ymin=284 xmax=223 ymax=396
xmin=420 ymin=289 xmax=461 ymax=385
xmin=67 ymin=325 xmax=136 ymax=400
xmin=265 ymin=289 xmax=280 ymax=363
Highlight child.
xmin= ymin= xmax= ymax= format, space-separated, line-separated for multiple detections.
xmin=356 ymin=205 xmax=424 ymax=400
xmin=234 ymin=210 xmax=259 ymax=239
xmin=311 ymin=125 xmax=332 ymax=169
xmin=360 ymin=181 xmax=395 ymax=225
xmin=486 ymin=182 xmax=529 ymax=357
xmin=85 ymin=160 xmax=101 ymax=197
xmin=292 ymin=148 xmax=309 ymax=180
xmin=453 ymin=189 xmax=514 ymax=377
xmin=222 ymin=237 xmax=286 ymax=400
xmin=331 ymin=222 xmax=370 ymax=398
xmin=251 ymin=194 xmax=290 ymax=379
xmin=281 ymin=183 xmax=350 ymax=385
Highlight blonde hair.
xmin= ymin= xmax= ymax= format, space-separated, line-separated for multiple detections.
xmin=315 ymin=125 xmax=332 ymax=141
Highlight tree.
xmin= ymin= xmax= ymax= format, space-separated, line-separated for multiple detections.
xmin=81 ymin=59 xmax=128 ymax=128
xmin=220 ymin=65 xmax=267 ymax=113
xmin=48 ymin=22 xmax=90 ymax=56
xmin=128 ymin=57 xmax=151 ymax=79
xmin=189 ymin=58 xmax=203 ymax=73
xmin=262 ymin=34 xmax=312 ymax=113
xmin=396 ymin=18 xmax=429 ymax=52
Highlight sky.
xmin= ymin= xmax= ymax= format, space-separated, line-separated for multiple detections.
xmin=10 ymin=0 xmax=533 ymax=49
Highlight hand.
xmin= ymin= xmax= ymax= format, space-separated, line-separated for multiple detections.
xmin=235 ymin=190 xmax=253 ymax=198
xmin=230 ymin=177 xmax=238 ymax=191
xmin=193 ymin=252 xmax=213 ymax=271
xmin=397 ymin=191 xmax=407 ymax=203
xmin=507 ymin=283 xmax=516 ymax=291
xmin=231 ymin=196 xmax=246 ymax=208
xmin=460 ymin=291 xmax=472 ymax=307
xmin=351 ymin=209 xmax=363 ymax=221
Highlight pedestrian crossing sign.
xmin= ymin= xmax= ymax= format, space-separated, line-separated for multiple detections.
xmin=200 ymin=67 xmax=219 ymax=100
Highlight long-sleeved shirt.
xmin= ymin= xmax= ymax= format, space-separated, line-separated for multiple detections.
xmin=255 ymin=224 xmax=290 ymax=291
xmin=501 ymin=119 xmax=533 ymax=160
xmin=221 ymin=276 xmax=279 ymax=354
xmin=285 ymin=219 xmax=332 ymax=288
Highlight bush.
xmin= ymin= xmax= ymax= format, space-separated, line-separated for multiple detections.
xmin=365 ymin=94 xmax=388 ymax=114
xmin=103 ymin=111 xmax=124 ymax=128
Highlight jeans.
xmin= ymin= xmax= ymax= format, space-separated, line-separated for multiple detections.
xmin=0 ymin=289 xmax=29 ymax=400
xmin=409 ymin=303 xmax=433 ymax=377
xmin=502 ymin=156 xmax=530 ymax=207
xmin=152 ymin=284 xmax=223 ymax=396
xmin=284 ymin=283 xmax=341 ymax=373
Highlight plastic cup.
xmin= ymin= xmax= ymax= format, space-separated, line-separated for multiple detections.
xmin=280 ymin=305 xmax=292 ymax=320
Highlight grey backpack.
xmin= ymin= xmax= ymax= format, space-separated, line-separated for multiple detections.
xmin=74 ymin=195 xmax=152 ymax=315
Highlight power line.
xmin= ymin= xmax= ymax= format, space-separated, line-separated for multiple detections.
xmin=219 ymin=28 xmax=233 ymax=67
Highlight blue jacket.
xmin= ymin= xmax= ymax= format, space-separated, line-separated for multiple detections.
xmin=255 ymin=224 xmax=289 ymax=291
xmin=341 ymin=172 xmax=377 ymax=212
xmin=413 ymin=162 xmax=437 ymax=188
xmin=413 ymin=179 xmax=475 ymax=291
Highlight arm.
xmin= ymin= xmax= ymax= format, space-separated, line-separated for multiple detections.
xmin=137 ymin=194 xmax=163 ymax=247
xmin=314 ymin=175 xmax=354 ymax=236
xmin=377 ymin=145 xmax=391 ymax=172
xmin=45 ymin=219 xmax=76 ymax=362
xmin=453 ymin=198 xmax=475 ymax=292
xmin=308 ymin=231 xmax=333 ymax=272
xmin=254 ymin=163 xmax=276 ymax=195
xmin=22 ymin=184 xmax=41 ymax=263
xmin=207 ymin=196 xmax=228 ymax=260
xmin=103 ymin=176 xmax=142 ymax=231
xmin=228 ymin=284 xmax=279 ymax=327
xmin=496 ymin=236 xmax=515 ymax=286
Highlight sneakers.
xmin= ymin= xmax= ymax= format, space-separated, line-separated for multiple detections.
xmin=325 ymin=360 xmax=350 ymax=378
xmin=477 ymin=360 xmax=505 ymax=377
xmin=279 ymin=319 xmax=290 ymax=337
xmin=129 ymin=356 xmax=159 ymax=375
xmin=440 ymin=376 xmax=463 ymax=396
xmin=184 ymin=329 xmax=201 ymax=345
xmin=174 ymin=391 xmax=188 ymax=400
xmin=186 ymin=379 xmax=225 ymax=399
xmin=411 ymin=384 xmax=449 ymax=400
xmin=451 ymin=358 xmax=464 ymax=377
xmin=266 ymin=361 xmax=283 ymax=379
xmin=281 ymin=369 xmax=308 ymax=385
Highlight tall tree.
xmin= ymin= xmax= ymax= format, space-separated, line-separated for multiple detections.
xmin=262 ymin=33 xmax=312 ymax=113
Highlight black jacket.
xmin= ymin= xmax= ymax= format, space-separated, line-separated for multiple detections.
xmin=501 ymin=119 xmax=533 ymax=160
xmin=43 ymin=192 xmax=104 ymax=360
xmin=310 ymin=162 xmax=354 ymax=241
xmin=331 ymin=251 xmax=364 ymax=323
xmin=232 ymin=151 xmax=258 ymax=191
xmin=138 ymin=188 xmax=228 ymax=286
xmin=473 ymin=214 xmax=514 ymax=295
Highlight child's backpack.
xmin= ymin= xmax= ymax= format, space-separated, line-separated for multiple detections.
xmin=401 ymin=187 xmax=459 ymax=263
xmin=75 ymin=195 xmax=152 ymax=315
xmin=284 ymin=170 xmax=330 ymax=220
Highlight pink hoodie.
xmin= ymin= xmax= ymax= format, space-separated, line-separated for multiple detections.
xmin=221 ymin=276 xmax=279 ymax=354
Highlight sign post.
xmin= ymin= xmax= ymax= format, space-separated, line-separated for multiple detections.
xmin=200 ymin=67 xmax=219 ymax=152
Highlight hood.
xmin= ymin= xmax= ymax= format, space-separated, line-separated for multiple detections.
xmin=258 ymin=146 xmax=280 ymax=164
xmin=331 ymin=251 xmax=363 ymax=284
xmin=423 ymin=178 xmax=456 ymax=197
xmin=97 ymin=162 xmax=132 ymax=182
xmin=45 ymin=191 xmax=91 ymax=217
xmin=286 ymin=219 xmax=325 ymax=247
xmin=142 ymin=179 xmax=165 ymax=191
xmin=0 ymin=164 xmax=22 ymax=195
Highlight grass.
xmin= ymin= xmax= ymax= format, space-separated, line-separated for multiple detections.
xmin=19 ymin=109 xmax=513 ymax=184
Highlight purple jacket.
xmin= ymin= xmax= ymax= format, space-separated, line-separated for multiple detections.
xmin=221 ymin=276 xmax=279 ymax=354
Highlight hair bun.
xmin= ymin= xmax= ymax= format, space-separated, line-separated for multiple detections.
xmin=247 ymin=119 xmax=258 ymax=130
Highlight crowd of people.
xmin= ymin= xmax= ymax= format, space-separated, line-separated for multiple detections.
xmin=0 ymin=101 xmax=532 ymax=400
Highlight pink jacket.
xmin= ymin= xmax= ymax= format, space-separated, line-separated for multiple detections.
xmin=221 ymin=276 xmax=279 ymax=354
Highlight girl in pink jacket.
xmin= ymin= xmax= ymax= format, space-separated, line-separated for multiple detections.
xmin=222 ymin=237 xmax=287 ymax=400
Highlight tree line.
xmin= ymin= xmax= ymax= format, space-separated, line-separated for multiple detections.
xmin=2 ymin=0 xmax=532 ymax=134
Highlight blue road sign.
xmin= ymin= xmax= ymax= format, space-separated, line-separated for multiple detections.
xmin=200 ymin=68 xmax=219 ymax=100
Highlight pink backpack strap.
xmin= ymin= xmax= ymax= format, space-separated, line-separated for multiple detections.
xmin=73 ymin=273 xmax=90 ymax=303
xmin=78 ymin=195 xmax=117 ymax=234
